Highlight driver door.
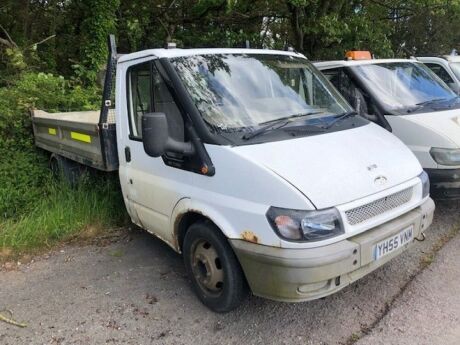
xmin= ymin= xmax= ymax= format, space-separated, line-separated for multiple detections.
xmin=120 ymin=60 xmax=195 ymax=244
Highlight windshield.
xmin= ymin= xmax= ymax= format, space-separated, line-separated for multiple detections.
xmin=351 ymin=62 xmax=456 ymax=113
xmin=449 ymin=62 xmax=460 ymax=81
xmin=171 ymin=54 xmax=351 ymax=131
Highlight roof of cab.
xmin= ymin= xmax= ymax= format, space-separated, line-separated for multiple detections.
xmin=314 ymin=58 xmax=421 ymax=70
xmin=118 ymin=48 xmax=306 ymax=63
xmin=417 ymin=55 xmax=460 ymax=63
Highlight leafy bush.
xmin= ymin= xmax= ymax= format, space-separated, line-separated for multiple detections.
xmin=0 ymin=72 xmax=101 ymax=219
xmin=0 ymin=148 xmax=50 ymax=219
xmin=0 ymin=71 xmax=127 ymax=257
xmin=0 ymin=72 xmax=100 ymax=151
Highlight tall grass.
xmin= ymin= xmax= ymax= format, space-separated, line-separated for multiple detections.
xmin=0 ymin=174 xmax=127 ymax=253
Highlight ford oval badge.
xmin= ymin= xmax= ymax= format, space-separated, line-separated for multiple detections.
xmin=374 ymin=175 xmax=388 ymax=186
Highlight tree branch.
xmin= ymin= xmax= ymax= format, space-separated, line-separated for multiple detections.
xmin=26 ymin=34 xmax=56 ymax=50
xmin=0 ymin=24 xmax=17 ymax=48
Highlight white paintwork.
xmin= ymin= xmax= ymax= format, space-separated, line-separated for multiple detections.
xmin=386 ymin=109 xmax=460 ymax=169
xmin=114 ymin=51 xmax=427 ymax=251
xmin=315 ymin=59 xmax=460 ymax=171
xmin=232 ymin=124 xmax=421 ymax=209
xmin=314 ymin=58 xmax=411 ymax=69
xmin=118 ymin=47 xmax=306 ymax=63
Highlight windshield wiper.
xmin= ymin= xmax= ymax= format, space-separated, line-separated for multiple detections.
xmin=406 ymin=97 xmax=450 ymax=113
xmin=323 ymin=111 xmax=357 ymax=129
xmin=242 ymin=111 xmax=323 ymax=141
xmin=259 ymin=111 xmax=323 ymax=125
xmin=242 ymin=120 xmax=289 ymax=140
xmin=415 ymin=98 xmax=447 ymax=106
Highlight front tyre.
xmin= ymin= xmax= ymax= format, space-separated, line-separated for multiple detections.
xmin=183 ymin=220 xmax=248 ymax=312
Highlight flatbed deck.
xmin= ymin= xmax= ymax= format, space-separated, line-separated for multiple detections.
xmin=32 ymin=109 xmax=118 ymax=171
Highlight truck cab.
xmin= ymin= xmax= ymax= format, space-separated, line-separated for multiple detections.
xmin=315 ymin=54 xmax=460 ymax=199
xmin=32 ymin=43 xmax=434 ymax=312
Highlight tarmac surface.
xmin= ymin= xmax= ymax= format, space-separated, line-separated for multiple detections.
xmin=1 ymin=202 xmax=459 ymax=345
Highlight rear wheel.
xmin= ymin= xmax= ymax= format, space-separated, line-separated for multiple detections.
xmin=183 ymin=220 xmax=248 ymax=312
xmin=49 ymin=154 xmax=82 ymax=186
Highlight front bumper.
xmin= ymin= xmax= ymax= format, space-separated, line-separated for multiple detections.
xmin=231 ymin=198 xmax=435 ymax=302
xmin=426 ymin=168 xmax=460 ymax=199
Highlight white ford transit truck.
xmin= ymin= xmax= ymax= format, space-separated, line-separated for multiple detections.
xmin=316 ymin=52 xmax=460 ymax=199
xmin=32 ymin=38 xmax=434 ymax=312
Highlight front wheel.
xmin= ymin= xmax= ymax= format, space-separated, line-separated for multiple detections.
xmin=183 ymin=221 xmax=248 ymax=312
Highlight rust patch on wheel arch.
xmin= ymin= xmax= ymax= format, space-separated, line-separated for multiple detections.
xmin=241 ymin=230 xmax=258 ymax=244
xmin=174 ymin=209 xmax=206 ymax=249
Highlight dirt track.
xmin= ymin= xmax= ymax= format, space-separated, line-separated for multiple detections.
xmin=1 ymin=202 xmax=459 ymax=345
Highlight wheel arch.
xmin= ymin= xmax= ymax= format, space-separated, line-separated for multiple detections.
xmin=171 ymin=198 xmax=239 ymax=253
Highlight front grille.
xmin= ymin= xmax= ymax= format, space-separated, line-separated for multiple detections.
xmin=345 ymin=187 xmax=413 ymax=225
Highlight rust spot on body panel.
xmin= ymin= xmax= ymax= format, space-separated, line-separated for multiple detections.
xmin=241 ymin=230 xmax=259 ymax=244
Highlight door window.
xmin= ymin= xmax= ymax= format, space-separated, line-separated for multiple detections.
xmin=322 ymin=68 xmax=372 ymax=118
xmin=424 ymin=63 xmax=454 ymax=84
xmin=152 ymin=70 xmax=184 ymax=143
xmin=127 ymin=62 xmax=153 ymax=139
xmin=127 ymin=62 xmax=184 ymax=143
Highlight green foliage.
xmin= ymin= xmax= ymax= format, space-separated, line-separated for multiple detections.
xmin=0 ymin=149 xmax=49 ymax=219
xmin=76 ymin=0 xmax=120 ymax=83
xmin=0 ymin=70 xmax=126 ymax=255
xmin=3 ymin=0 xmax=460 ymax=77
xmin=0 ymin=72 xmax=100 ymax=219
xmin=0 ymin=175 xmax=126 ymax=251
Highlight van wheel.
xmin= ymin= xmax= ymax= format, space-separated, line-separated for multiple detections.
xmin=183 ymin=221 xmax=248 ymax=312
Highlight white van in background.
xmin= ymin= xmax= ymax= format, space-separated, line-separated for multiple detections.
xmin=417 ymin=53 xmax=460 ymax=94
xmin=316 ymin=53 xmax=460 ymax=199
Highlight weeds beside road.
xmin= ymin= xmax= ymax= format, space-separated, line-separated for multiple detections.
xmin=0 ymin=176 xmax=126 ymax=260
xmin=1 ymin=202 xmax=459 ymax=345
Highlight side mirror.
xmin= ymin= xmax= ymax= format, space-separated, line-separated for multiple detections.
xmin=142 ymin=112 xmax=195 ymax=158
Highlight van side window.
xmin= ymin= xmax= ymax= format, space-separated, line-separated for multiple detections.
xmin=424 ymin=63 xmax=454 ymax=84
xmin=152 ymin=69 xmax=185 ymax=144
xmin=323 ymin=68 xmax=377 ymax=121
xmin=127 ymin=62 xmax=185 ymax=148
xmin=127 ymin=62 xmax=153 ymax=139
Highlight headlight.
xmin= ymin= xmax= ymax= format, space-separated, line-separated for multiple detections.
xmin=266 ymin=207 xmax=344 ymax=242
xmin=419 ymin=170 xmax=430 ymax=198
xmin=430 ymin=147 xmax=460 ymax=166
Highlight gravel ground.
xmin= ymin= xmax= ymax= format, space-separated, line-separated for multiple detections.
xmin=356 ymin=232 xmax=460 ymax=345
xmin=1 ymin=202 xmax=459 ymax=345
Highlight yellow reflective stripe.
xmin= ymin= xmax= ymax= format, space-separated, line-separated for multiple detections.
xmin=48 ymin=128 xmax=57 ymax=135
xmin=70 ymin=131 xmax=91 ymax=143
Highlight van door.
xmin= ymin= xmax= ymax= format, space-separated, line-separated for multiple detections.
xmin=122 ymin=60 xmax=195 ymax=245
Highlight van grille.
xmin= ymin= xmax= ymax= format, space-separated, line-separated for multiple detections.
xmin=345 ymin=187 xmax=413 ymax=225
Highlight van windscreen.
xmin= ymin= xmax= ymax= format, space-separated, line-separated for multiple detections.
xmin=351 ymin=62 xmax=457 ymax=114
xmin=171 ymin=54 xmax=351 ymax=131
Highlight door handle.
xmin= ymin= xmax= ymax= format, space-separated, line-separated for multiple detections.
xmin=125 ymin=146 xmax=131 ymax=162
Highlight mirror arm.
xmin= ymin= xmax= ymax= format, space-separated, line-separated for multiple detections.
xmin=166 ymin=139 xmax=195 ymax=156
